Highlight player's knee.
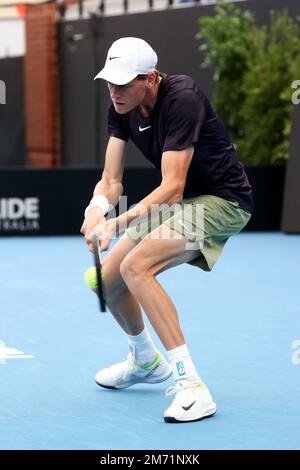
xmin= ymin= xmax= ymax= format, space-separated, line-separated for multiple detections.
xmin=120 ymin=255 xmax=144 ymax=283
xmin=102 ymin=263 xmax=124 ymax=302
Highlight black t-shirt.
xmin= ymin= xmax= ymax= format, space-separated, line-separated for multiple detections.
xmin=107 ymin=74 xmax=253 ymax=213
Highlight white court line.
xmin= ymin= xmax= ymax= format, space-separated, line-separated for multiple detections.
xmin=0 ymin=342 xmax=34 ymax=364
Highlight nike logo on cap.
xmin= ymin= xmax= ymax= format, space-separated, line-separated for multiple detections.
xmin=139 ymin=125 xmax=151 ymax=132
xmin=109 ymin=56 xmax=121 ymax=60
xmin=182 ymin=400 xmax=196 ymax=411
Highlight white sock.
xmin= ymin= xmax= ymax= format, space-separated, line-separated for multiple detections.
xmin=127 ymin=327 xmax=158 ymax=366
xmin=167 ymin=344 xmax=201 ymax=382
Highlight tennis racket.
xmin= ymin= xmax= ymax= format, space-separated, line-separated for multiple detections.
xmin=91 ymin=232 xmax=106 ymax=312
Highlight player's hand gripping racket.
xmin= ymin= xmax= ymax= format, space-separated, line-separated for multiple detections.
xmin=91 ymin=232 xmax=106 ymax=312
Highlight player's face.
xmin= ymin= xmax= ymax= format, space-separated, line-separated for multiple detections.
xmin=107 ymin=77 xmax=148 ymax=114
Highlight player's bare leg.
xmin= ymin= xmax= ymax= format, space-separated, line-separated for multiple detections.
xmin=101 ymin=233 xmax=144 ymax=335
xmin=119 ymin=225 xmax=199 ymax=350
xmin=95 ymin=233 xmax=172 ymax=390
xmin=119 ymin=225 xmax=216 ymax=423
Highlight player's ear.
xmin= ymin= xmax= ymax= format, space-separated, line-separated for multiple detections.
xmin=147 ymin=71 xmax=157 ymax=88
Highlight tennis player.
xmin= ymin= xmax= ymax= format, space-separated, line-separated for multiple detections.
xmin=81 ymin=37 xmax=253 ymax=423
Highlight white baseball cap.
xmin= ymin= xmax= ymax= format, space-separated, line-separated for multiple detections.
xmin=94 ymin=37 xmax=158 ymax=85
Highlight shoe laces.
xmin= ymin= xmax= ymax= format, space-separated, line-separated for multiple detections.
xmin=165 ymin=378 xmax=201 ymax=397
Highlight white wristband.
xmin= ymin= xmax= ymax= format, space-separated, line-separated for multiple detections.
xmin=84 ymin=195 xmax=110 ymax=218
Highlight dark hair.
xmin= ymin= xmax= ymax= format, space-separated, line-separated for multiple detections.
xmin=136 ymin=74 xmax=148 ymax=80
xmin=136 ymin=71 xmax=160 ymax=83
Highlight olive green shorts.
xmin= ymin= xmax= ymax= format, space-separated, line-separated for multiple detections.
xmin=126 ymin=194 xmax=251 ymax=272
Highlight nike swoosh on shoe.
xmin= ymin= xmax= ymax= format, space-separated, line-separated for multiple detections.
xmin=181 ymin=400 xmax=196 ymax=411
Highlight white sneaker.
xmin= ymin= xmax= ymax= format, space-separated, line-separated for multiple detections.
xmin=95 ymin=351 xmax=172 ymax=390
xmin=164 ymin=378 xmax=217 ymax=423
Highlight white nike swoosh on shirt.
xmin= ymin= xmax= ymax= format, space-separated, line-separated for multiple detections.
xmin=138 ymin=125 xmax=151 ymax=132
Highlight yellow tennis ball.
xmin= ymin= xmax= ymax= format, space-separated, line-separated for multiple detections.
xmin=84 ymin=266 xmax=98 ymax=289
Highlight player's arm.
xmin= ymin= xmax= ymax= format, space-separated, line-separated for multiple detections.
xmin=81 ymin=136 xmax=125 ymax=242
xmin=93 ymin=136 xmax=125 ymax=206
xmin=115 ymin=146 xmax=194 ymax=233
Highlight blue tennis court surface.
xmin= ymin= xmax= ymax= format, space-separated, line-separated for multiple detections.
xmin=1 ymin=233 xmax=299 ymax=450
